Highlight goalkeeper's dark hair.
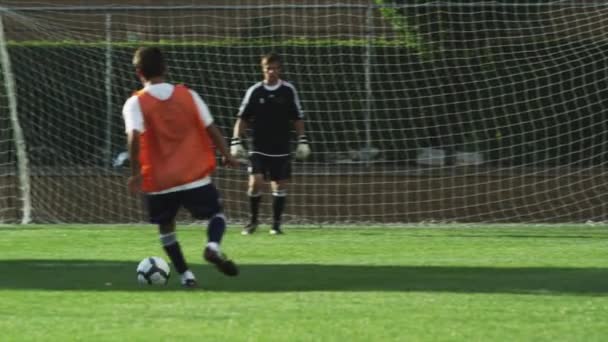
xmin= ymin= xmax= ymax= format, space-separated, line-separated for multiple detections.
xmin=260 ymin=52 xmax=282 ymax=67
xmin=132 ymin=46 xmax=166 ymax=79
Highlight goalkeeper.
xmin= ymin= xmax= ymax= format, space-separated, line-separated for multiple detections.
xmin=231 ymin=53 xmax=310 ymax=235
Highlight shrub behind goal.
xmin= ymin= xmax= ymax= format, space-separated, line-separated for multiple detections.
xmin=0 ymin=2 xmax=606 ymax=224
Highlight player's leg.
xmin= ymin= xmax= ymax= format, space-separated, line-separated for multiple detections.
xmin=269 ymin=180 xmax=288 ymax=234
xmin=145 ymin=192 xmax=197 ymax=287
xmin=243 ymin=174 xmax=263 ymax=234
xmin=183 ymin=184 xmax=238 ymax=277
xmin=159 ymin=220 xmax=197 ymax=287
xmin=268 ymin=156 xmax=292 ymax=235
xmin=243 ymin=154 xmax=264 ymax=235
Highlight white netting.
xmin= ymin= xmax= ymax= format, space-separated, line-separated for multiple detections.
xmin=0 ymin=1 xmax=606 ymax=224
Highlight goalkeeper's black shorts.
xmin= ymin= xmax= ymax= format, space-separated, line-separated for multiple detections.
xmin=248 ymin=153 xmax=292 ymax=181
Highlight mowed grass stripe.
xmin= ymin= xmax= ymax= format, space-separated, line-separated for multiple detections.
xmin=0 ymin=225 xmax=607 ymax=341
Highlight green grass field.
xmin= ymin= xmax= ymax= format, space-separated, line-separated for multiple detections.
xmin=1 ymin=224 xmax=607 ymax=341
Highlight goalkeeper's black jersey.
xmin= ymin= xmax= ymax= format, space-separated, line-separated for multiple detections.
xmin=237 ymin=80 xmax=304 ymax=156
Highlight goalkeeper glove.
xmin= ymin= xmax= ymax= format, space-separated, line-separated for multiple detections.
xmin=295 ymin=135 xmax=311 ymax=160
xmin=230 ymin=137 xmax=247 ymax=158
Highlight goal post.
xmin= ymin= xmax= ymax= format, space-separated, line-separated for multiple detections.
xmin=0 ymin=1 xmax=606 ymax=224
xmin=0 ymin=12 xmax=31 ymax=224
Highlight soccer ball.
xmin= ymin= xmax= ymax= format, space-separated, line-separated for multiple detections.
xmin=136 ymin=256 xmax=170 ymax=285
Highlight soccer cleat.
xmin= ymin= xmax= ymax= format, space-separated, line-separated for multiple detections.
xmin=241 ymin=221 xmax=259 ymax=235
xmin=269 ymin=222 xmax=284 ymax=235
xmin=182 ymin=278 xmax=198 ymax=288
xmin=204 ymin=247 xmax=239 ymax=276
xmin=180 ymin=270 xmax=198 ymax=288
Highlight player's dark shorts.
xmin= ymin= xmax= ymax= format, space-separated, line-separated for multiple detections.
xmin=143 ymin=183 xmax=222 ymax=224
xmin=248 ymin=153 xmax=292 ymax=181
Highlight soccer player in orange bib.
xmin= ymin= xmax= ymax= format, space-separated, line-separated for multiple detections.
xmin=122 ymin=47 xmax=239 ymax=288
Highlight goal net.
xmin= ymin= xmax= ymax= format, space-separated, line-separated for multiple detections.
xmin=0 ymin=1 xmax=606 ymax=224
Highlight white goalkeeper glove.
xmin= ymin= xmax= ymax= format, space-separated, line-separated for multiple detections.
xmin=295 ymin=135 xmax=311 ymax=160
xmin=230 ymin=137 xmax=247 ymax=158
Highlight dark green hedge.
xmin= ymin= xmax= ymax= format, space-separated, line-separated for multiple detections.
xmin=4 ymin=42 xmax=607 ymax=167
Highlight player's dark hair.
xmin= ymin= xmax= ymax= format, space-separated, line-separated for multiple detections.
xmin=132 ymin=47 xmax=166 ymax=79
xmin=260 ymin=53 xmax=282 ymax=67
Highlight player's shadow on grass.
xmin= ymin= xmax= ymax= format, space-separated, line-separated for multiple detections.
xmin=1 ymin=259 xmax=607 ymax=295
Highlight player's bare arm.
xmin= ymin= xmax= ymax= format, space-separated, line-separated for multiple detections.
xmin=207 ymin=124 xmax=239 ymax=168
xmin=294 ymin=119 xmax=305 ymax=137
xmin=233 ymin=117 xmax=248 ymax=138
xmin=127 ymin=130 xmax=142 ymax=194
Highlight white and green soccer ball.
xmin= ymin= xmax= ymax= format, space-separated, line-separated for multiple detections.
xmin=136 ymin=256 xmax=170 ymax=285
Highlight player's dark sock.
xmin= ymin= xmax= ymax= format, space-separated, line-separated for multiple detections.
xmin=272 ymin=191 xmax=286 ymax=223
xmin=160 ymin=232 xmax=188 ymax=274
xmin=207 ymin=213 xmax=226 ymax=243
xmin=249 ymin=192 xmax=262 ymax=223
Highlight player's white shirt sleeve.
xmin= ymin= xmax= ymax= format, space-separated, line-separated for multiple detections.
xmin=122 ymin=95 xmax=143 ymax=133
xmin=189 ymin=89 xmax=214 ymax=127
xmin=122 ymin=84 xmax=213 ymax=134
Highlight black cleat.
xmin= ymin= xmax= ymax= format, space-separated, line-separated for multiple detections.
xmin=204 ymin=247 xmax=239 ymax=276
xmin=241 ymin=221 xmax=259 ymax=235
xmin=182 ymin=278 xmax=198 ymax=289
xmin=269 ymin=222 xmax=284 ymax=235
xmin=180 ymin=271 xmax=198 ymax=288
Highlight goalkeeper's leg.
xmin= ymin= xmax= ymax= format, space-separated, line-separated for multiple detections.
xmin=242 ymin=174 xmax=263 ymax=235
xmin=270 ymin=180 xmax=288 ymax=235
xmin=268 ymin=156 xmax=291 ymax=235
